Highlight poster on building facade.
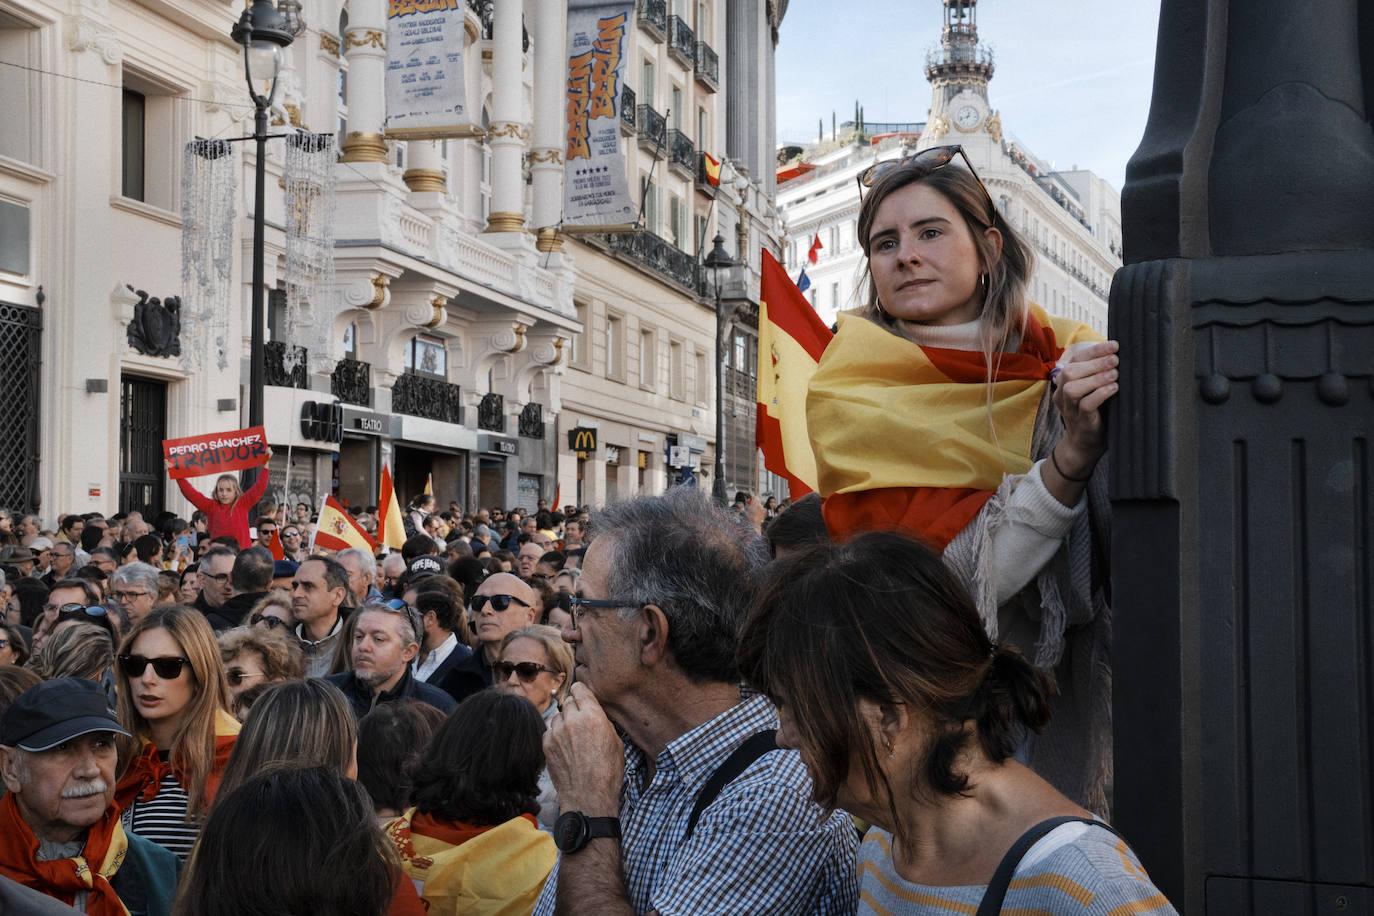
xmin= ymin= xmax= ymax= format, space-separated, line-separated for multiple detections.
xmin=384 ymin=0 xmax=470 ymax=139
xmin=563 ymin=0 xmax=637 ymax=229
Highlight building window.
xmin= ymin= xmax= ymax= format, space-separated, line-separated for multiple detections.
xmin=640 ymin=327 xmax=656 ymax=389
xmin=571 ymin=300 xmax=591 ymax=370
xmin=121 ymin=88 xmax=146 ymax=202
xmin=606 ymin=312 xmax=625 ymax=380
xmin=671 ymin=85 xmax=683 ymax=130
xmin=0 ymin=18 xmax=40 ymax=165
xmin=404 ymin=334 xmax=447 ymax=378
xmin=669 ymin=339 xmax=684 ymax=399
xmin=830 ymin=282 xmax=840 ymax=312
xmin=693 ymin=349 xmax=708 ymax=405
xmin=641 ymin=57 xmax=656 ymax=106
xmin=669 ymin=194 xmax=685 ymax=249
xmin=697 ymin=107 xmax=708 ymax=149
xmin=343 ymin=322 xmax=356 ymax=359
xmin=641 ymin=175 xmax=659 ymax=234
xmin=829 ymin=225 xmax=839 ymax=252
xmin=120 ymin=72 xmax=187 ymax=211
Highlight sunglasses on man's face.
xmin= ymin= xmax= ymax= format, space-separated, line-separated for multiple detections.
xmin=469 ymin=594 xmax=531 ymax=613
xmin=493 ymin=660 xmax=556 ymax=683
xmin=118 ymin=654 xmax=189 ymax=679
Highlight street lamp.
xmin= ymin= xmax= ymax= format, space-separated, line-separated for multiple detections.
xmin=231 ymin=0 xmax=295 ymax=485
xmin=704 ymin=233 xmax=735 ymax=505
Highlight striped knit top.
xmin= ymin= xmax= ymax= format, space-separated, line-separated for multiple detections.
xmin=858 ymin=823 xmax=1177 ymax=916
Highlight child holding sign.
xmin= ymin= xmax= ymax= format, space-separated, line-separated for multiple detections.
xmin=166 ymin=448 xmax=273 ymax=551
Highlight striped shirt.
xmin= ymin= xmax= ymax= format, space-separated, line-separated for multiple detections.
xmin=857 ymin=824 xmax=1178 ymax=916
xmin=534 ymin=692 xmax=859 ymax=916
xmin=121 ymin=766 xmax=201 ymax=862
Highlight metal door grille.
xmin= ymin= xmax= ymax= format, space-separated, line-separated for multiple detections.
xmin=119 ymin=376 xmax=166 ymax=517
xmin=0 ymin=302 xmax=41 ymax=513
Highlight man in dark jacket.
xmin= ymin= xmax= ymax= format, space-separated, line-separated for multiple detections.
xmin=325 ymin=601 xmax=455 ymax=720
xmin=193 ymin=546 xmax=238 ymax=631
xmin=215 ymin=547 xmax=274 ymax=629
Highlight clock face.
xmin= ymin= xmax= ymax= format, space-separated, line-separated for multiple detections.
xmin=954 ymin=105 xmax=981 ymax=131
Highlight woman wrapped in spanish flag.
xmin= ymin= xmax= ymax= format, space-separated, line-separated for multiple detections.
xmin=806 ymin=146 xmax=1117 ymax=815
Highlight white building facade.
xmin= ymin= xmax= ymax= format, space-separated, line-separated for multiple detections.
xmin=777 ymin=0 xmax=1121 ymax=335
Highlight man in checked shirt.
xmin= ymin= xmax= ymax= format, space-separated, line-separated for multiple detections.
xmin=534 ymin=487 xmax=859 ymax=916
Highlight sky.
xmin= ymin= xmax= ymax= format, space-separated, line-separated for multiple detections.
xmin=774 ymin=1 xmax=1161 ymax=192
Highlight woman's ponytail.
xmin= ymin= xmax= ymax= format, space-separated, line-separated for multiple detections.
xmin=972 ymin=644 xmax=1054 ymax=762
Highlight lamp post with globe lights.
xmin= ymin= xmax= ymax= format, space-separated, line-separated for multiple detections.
xmin=703 ymin=233 xmax=736 ymax=505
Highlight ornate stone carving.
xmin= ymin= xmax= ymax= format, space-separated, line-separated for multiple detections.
xmin=320 ymin=32 xmax=341 ymax=55
xmin=488 ymin=122 xmax=529 ymax=142
xmin=199 ymin=78 xmax=244 ymax=116
xmin=488 ymin=325 xmax=526 ymax=353
xmin=983 ymin=110 xmax=1003 ymax=143
xmin=529 ymin=337 xmax=563 ymax=366
xmin=345 ymin=29 xmax=385 ymax=51
xmin=405 ymin=296 xmax=446 ymax=329
xmin=529 ymin=149 xmax=563 ymax=165
xmin=125 ymin=287 xmax=182 ymax=358
xmin=924 ymin=114 xmax=950 ymax=142
xmin=518 ymin=402 xmax=545 ymax=438
xmin=65 ymin=15 xmax=122 ymax=65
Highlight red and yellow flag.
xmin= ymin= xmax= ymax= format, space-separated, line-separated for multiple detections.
xmin=314 ymin=495 xmax=376 ymax=553
xmin=377 ymin=465 xmax=406 ymax=551
xmin=702 ymin=152 xmax=722 ymax=187
xmin=756 ymin=250 xmax=833 ymax=500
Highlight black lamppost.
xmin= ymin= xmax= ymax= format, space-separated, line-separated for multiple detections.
xmin=231 ymin=0 xmax=296 ymax=485
xmin=704 ymin=233 xmax=735 ymax=505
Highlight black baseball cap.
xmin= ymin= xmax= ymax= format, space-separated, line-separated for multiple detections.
xmin=406 ymin=555 xmax=444 ymax=582
xmin=0 ymin=677 xmax=130 ymax=752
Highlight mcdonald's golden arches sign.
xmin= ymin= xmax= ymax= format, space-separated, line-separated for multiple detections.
xmin=568 ymin=427 xmax=598 ymax=454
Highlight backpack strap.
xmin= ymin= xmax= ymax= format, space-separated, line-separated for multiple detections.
xmin=683 ymin=729 xmax=778 ymax=842
xmin=976 ymin=816 xmax=1126 ymax=916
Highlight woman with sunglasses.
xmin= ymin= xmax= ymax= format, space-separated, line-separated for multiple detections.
xmin=113 ymin=606 xmax=240 ymax=861
xmin=806 ymin=145 xmax=1117 ymax=815
xmin=494 ymin=624 xmax=573 ymax=827
xmin=216 ymin=626 xmax=306 ymax=719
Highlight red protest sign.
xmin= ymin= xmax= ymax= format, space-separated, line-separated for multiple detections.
xmin=163 ymin=427 xmax=270 ymax=480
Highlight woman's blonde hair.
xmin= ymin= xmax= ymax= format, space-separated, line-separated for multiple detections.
xmin=214 ymin=475 xmax=242 ymax=504
xmin=856 ymin=157 xmax=1034 ymax=371
xmin=242 ymin=591 xmax=293 ymax=627
xmin=217 ymin=626 xmax=306 ymax=682
xmin=31 ymin=622 xmax=113 ymax=681
xmin=215 ymin=679 xmax=357 ymax=804
xmin=116 ymin=605 xmax=233 ymax=813
xmin=500 ymin=624 xmax=573 ymax=706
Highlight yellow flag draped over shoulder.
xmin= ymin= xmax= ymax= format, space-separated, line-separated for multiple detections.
xmin=756 ymin=250 xmax=833 ymax=499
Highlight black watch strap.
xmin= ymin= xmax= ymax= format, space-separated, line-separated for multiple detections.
xmin=554 ymin=811 xmax=621 ymax=854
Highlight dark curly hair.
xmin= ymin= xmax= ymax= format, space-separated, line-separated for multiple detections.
xmin=410 ymin=689 xmax=544 ymax=826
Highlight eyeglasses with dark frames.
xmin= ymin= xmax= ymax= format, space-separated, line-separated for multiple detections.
xmin=118 ymin=654 xmax=190 ymax=679
xmin=469 ymin=594 xmax=531 ymax=613
xmin=493 ymin=660 xmax=557 ymax=682
xmin=555 ymin=593 xmax=640 ymax=629
xmin=250 ymin=613 xmax=287 ymax=630
xmin=856 ymin=144 xmax=993 ymax=211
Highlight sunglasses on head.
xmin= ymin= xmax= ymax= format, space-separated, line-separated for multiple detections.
xmin=856 ymin=144 xmax=993 ymax=210
xmin=57 ymin=603 xmax=108 ymax=620
xmin=118 ymin=654 xmax=189 ymax=679
xmin=250 ymin=613 xmax=286 ymax=630
xmin=493 ymin=660 xmax=556 ymax=682
xmin=469 ymin=594 xmax=530 ymax=613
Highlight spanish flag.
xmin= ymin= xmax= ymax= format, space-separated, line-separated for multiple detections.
xmin=376 ymin=465 xmax=406 ymax=551
xmin=423 ymin=473 xmax=433 ymax=496
xmin=313 ymin=494 xmax=376 ymax=553
xmin=702 ymin=152 xmax=722 ymax=187
xmin=756 ymin=250 xmax=833 ymax=500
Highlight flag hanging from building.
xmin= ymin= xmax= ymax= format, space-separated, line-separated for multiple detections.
xmin=383 ymin=0 xmax=472 ymax=138
xmin=313 ymin=495 xmax=376 ymax=553
xmin=795 ymin=268 xmax=811 ymax=293
xmin=807 ymin=233 xmax=823 ymax=264
xmin=702 ymin=152 xmax=722 ymax=186
xmin=757 ymin=249 xmax=833 ymax=501
xmin=377 ymin=465 xmax=406 ymax=551
xmin=563 ymin=0 xmax=637 ymax=228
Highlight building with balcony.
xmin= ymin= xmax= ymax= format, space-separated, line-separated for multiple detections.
xmin=0 ymin=0 xmax=786 ymax=523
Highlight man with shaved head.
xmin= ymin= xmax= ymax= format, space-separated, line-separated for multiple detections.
xmin=438 ymin=572 xmax=538 ymax=698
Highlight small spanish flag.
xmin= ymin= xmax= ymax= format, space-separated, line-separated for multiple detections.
xmin=377 ymin=465 xmax=406 ymax=551
xmin=265 ymin=527 xmax=285 ymax=561
xmin=702 ymin=152 xmax=722 ymax=187
xmin=423 ymin=473 xmax=433 ymax=496
xmin=313 ymin=495 xmax=376 ymax=553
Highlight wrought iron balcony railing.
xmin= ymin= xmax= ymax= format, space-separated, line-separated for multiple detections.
xmin=620 ymin=85 xmax=636 ymax=133
xmin=391 ymin=372 xmax=462 ymax=425
xmin=667 ymin=128 xmax=694 ymax=174
xmin=667 ymin=15 xmax=694 ymax=64
xmin=518 ymin=402 xmax=545 ymax=439
xmin=637 ymin=104 xmax=666 ymax=148
xmin=264 ymin=341 xmax=308 ymax=389
xmin=330 ymin=358 xmax=371 ymax=407
xmin=601 ymin=230 xmax=700 ymax=293
xmin=637 ymin=0 xmax=666 ymax=39
xmin=477 ymin=392 xmax=505 ymax=432
xmin=694 ymin=40 xmax=718 ymax=90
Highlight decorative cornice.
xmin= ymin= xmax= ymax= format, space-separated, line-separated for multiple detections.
xmin=488 ymin=122 xmax=529 ymax=142
xmin=65 ymin=15 xmax=121 ymax=65
xmin=345 ymin=29 xmax=385 ymax=52
xmin=320 ymin=32 xmax=341 ymax=55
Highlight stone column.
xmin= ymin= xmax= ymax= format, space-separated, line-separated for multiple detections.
xmin=339 ymin=0 xmax=388 ymax=163
xmin=530 ymin=0 xmax=566 ymax=251
xmin=1111 ymin=0 xmax=1374 ymax=911
xmin=485 ymin=0 xmax=526 ymax=233
xmin=403 ymin=140 xmax=446 ymax=193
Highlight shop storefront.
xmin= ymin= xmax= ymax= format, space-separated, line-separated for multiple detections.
xmin=335 ymin=406 xmax=394 ymax=511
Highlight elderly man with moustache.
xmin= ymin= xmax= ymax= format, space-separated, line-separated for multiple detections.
xmin=0 ymin=678 xmax=179 ymax=915
xmin=326 ymin=601 xmax=456 ymax=720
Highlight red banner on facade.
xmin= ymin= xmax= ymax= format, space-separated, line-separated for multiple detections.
xmin=163 ymin=427 xmax=270 ymax=479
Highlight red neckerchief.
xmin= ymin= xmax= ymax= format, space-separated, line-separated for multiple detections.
xmin=0 ymin=793 xmax=130 ymax=916
xmin=113 ymin=733 xmax=237 ymax=812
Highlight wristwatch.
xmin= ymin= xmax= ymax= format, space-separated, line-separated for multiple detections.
xmin=553 ymin=811 xmax=621 ymax=854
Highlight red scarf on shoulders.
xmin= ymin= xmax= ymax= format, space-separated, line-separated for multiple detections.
xmin=0 ymin=793 xmax=131 ymax=916
xmin=114 ymin=714 xmax=239 ymax=813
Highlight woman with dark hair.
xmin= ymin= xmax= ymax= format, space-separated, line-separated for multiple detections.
xmin=134 ymin=533 xmax=164 ymax=567
xmin=0 ymin=623 xmax=29 ymax=667
xmin=356 ymin=700 xmax=446 ymax=821
xmin=384 ymin=690 xmax=555 ymax=915
xmin=173 ymin=767 xmax=399 ymax=916
xmin=805 ymin=146 xmax=1117 ymax=813
xmin=739 ymin=531 xmax=1174 ymax=916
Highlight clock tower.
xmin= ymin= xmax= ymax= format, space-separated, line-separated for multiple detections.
xmin=919 ymin=0 xmax=1001 ymax=152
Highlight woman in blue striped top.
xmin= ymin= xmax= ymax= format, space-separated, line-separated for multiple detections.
xmin=738 ymin=531 xmax=1177 ymax=916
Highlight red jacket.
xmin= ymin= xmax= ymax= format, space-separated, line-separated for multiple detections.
xmin=176 ymin=472 xmax=269 ymax=550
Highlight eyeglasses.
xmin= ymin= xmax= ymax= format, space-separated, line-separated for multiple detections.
xmin=856 ymin=145 xmax=992 ymax=210
xmin=493 ymin=660 xmax=556 ymax=682
xmin=371 ymin=599 xmax=424 ymax=638
xmin=250 ymin=613 xmax=287 ymax=630
xmin=118 ymin=655 xmax=190 ymax=679
xmin=282 ymin=530 xmax=300 ymax=539
xmin=111 ymin=589 xmax=150 ymax=603
xmin=469 ymin=594 xmax=531 ymax=613
xmin=225 ymin=668 xmax=265 ymax=687
xmin=56 ymin=604 xmax=108 ymax=622
xmin=204 ymin=572 xmax=231 ymax=584
xmin=555 ymin=593 xmax=638 ymax=628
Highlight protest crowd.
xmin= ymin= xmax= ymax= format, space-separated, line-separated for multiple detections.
xmin=0 ymin=154 xmax=1180 ymax=916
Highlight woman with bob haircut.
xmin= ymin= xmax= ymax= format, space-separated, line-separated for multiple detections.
xmin=738 ymin=531 xmax=1174 ymax=916
xmin=216 ymin=679 xmax=356 ymax=801
xmin=216 ymin=625 xmax=307 ymax=717
xmin=385 ymin=689 xmax=555 ymax=915
xmin=165 ymin=451 xmax=272 ymax=553
xmin=113 ymin=605 xmax=240 ymax=861
xmin=805 ymin=147 xmax=1116 ymax=813
xmin=173 ymin=767 xmax=401 ymax=916
xmin=495 ymin=624 xmax=573 ymax=826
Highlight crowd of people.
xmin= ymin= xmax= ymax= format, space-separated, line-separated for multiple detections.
xmin=0 ymin=147 xmax=1177 ymax=915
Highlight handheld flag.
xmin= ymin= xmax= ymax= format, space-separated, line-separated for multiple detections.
xmin=423 ymin=473 xmax=433 ymax=496
xmin=377 ymin=465 xmax=406 ymax=551
xmin=796 ymin=269 xmax=811 ymax=293
xmin=757 ymin=249 xmax=833 ymax=500
xmin=702 ymin=152 xmax=722 ymax=187
xmin=314 ymin=495 xmax=376 ymax=553
xmin=265 ymin=527 xmax=285 ymax=561
xmin=807 ymin=233 xmax=823 ymax=264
